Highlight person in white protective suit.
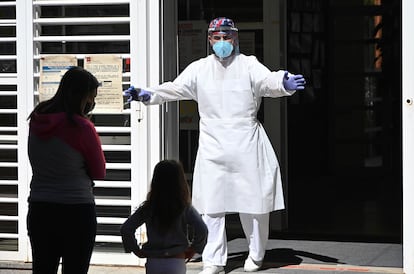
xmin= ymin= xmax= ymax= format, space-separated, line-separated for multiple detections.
xmin=124 ymin=17 xmax=306 ymax=274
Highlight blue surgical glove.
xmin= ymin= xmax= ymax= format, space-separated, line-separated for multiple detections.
xmin=123 ymin=85 xmax=151 ymax=102
xmin=283 ymin=71 xmax=306 ymax=91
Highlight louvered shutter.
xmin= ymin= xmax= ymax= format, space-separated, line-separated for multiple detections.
xmin=0 ymin=0 xmax=26 ymax=261
xmin=0 ymin=0 xmax=161 ymax=265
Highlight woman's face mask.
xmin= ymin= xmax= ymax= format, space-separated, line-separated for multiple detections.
xmin=212 ymin=41 xmax=234 ymax=59
xmin=84 ymin=88 xmax=97 ymax=115
xmin=84 ymin=101 xmax=95 ymax=115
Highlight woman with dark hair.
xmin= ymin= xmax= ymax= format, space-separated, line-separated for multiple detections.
xmin=121 ymin=160 xmax=208 ymax=274
xmin=27 ymin=66 xmax=106 ymax=274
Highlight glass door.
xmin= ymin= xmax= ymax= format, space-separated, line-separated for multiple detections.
xmin=286 ymin=0 xmax=402 ymax=241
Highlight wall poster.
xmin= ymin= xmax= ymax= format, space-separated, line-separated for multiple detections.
xmin=84 ymin=54 xmax=123 ymax=113
xmin=39 ymin=55 xmax=77 ymax=102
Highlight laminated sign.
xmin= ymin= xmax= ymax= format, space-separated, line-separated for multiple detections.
xmin=84 ymin=54 xmax=123 ymax=113
xmin=39 ymin=55 xmax=77 ymax=102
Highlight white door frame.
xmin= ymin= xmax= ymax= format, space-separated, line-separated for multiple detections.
xmin=161 ymin=0 xmax=180 ymax=161
xmin=15 ymin=0 xmax=33 ymax=262
xmin=402 ymin=0 xmax=414 ymax=273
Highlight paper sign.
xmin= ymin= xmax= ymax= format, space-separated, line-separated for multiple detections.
xmin=39 ymin=55 xmax=77 ymax=102
xmin=84 ymin=54 xmax=123 ymax=113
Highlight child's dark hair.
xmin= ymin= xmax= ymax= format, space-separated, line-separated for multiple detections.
xmin=145 ymin=160 xmax=191 ymax=232
xmin=28 ymin=66 xmax=100 ymax=121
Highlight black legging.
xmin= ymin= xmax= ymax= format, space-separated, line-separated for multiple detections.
xmin=27 ymin=202 xmax=97 ymax=274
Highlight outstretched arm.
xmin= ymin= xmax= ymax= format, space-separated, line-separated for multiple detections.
xmin=123 ymin=86 xmax=151 ymax=103
xmin=282 ymin=71 xmax=306 ymax=91
xmin=248 ymin=56 xmax=306 ymax=97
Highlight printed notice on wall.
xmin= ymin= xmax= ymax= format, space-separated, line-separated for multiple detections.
xmin=39 ymin=55 xmax=77 ymax=102
xmin=84 ymin=54 xmax=123 ymax=113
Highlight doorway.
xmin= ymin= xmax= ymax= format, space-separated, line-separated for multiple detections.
xmin=176 ymin=0 xmax=286 ymax=238
xmin=175 ymin=0 xmax=402 ymax=242
xmin=285 ymin=0 xmax=402 ymax=242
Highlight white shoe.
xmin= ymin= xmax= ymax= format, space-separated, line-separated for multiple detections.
xmin=243 ymin=256 xmax=262 ymax=272
xmin=199 ymin=265 xmax=225 ymax=274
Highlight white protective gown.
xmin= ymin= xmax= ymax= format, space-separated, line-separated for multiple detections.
xmin=145 ymin=54 xmax=296 ymax=215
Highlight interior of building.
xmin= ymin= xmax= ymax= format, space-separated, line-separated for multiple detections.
xmin=176 ymin=0 xmax=402 ymax=243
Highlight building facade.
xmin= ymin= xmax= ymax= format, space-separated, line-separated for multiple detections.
xmin=0 ymin=0 xmax=413 ymax=273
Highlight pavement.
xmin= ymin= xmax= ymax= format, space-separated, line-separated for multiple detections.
xmin=0 ymin=238 xmax=404 ymax=274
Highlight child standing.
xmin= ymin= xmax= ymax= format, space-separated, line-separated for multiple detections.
xmin=121 ymin=160 xmax=208 ymax=274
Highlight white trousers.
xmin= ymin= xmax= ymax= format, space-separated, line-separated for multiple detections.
xmin=202 ymin=213 xmax=269 ymax=266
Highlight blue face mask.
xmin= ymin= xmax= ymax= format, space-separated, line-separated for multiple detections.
xmin=212 ymin=41 xmax=234 ymax=59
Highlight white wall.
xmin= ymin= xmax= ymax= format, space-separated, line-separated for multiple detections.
xmin=402 ymin=0 xmax=414 ymax=273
